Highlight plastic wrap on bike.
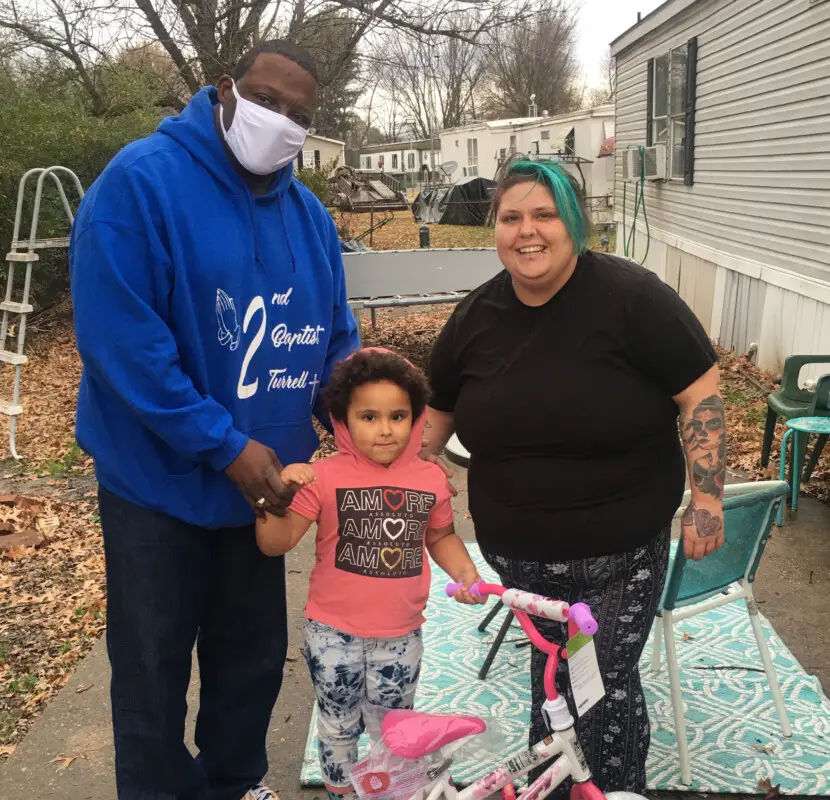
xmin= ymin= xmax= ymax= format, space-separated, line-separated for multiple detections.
xmin=351 ymin=708 xmax=505 ymax=799
xmin=502 ymin=588 xmax=568 ymax=621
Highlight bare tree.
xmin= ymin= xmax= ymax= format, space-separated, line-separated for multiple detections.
xmin=0 ymin=0 xmax=134 ymax=114
xmin=2 ymin=0 xmax=536 ymax=119
xmin=481 ymin=0 xmax=581 ymax=120
xmin=127 ymin=0 xmax=537 ymax=95
xmin=600 ymin=47 xmax=616 ymax=103
xmin=116 ymin=41 xmax=191 ymax=110
xmin=584 ymin=47 xmax=615 ymax=107
xmin=376 ymin=19 xmax=489 ymax=141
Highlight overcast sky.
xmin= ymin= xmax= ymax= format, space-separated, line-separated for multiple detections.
xmin=577 ymin=0 xmax=665 ymax=86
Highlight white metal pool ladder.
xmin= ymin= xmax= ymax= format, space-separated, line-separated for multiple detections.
xmin=1 ymin=166 xmax=85 ymax=459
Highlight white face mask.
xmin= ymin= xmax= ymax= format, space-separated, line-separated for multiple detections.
xmin=220 ymin=81 xmax=308 ymax=176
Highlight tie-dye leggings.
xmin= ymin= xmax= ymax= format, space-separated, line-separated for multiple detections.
xmin=481 ymin=527 xmax=670 ymax=796
xmin=303 ymin=619 xmax=424 ymax=791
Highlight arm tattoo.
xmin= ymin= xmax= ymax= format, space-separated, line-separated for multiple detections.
xmin=682 ymin=501 xmax=723 ymax=537
xmin=681 ymin=394 xmax=726 ymax=499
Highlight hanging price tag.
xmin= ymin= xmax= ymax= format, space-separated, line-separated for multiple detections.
xmin=567 ymin=632 xmax=605 ymax=717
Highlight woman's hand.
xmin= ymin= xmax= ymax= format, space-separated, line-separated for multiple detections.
xmin=280 ymin=463 xmax=316 ymax=489
xmin=419 ymin=407 xmax=458 ymax=496
xmin=419 ymin=451 xmax=458 ymax=497
xmin=680 ymin=498 xmax=724 ymax=561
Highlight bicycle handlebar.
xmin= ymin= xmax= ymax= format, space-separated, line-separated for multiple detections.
xmin=445 ymin=581 xmax=598 ymax=637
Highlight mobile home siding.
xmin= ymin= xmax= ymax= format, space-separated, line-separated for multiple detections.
xmin=614 ymin=0 xmax=830 ymax=285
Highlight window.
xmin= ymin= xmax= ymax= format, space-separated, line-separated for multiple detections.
xmin=365 ymin=156 xmax=372 ymax=169
xmin=499 ymin=147 xmax=507 ymax=161
xmin=466 ymin=138 xmax=478 ymax=168
xmin=299 ymin=149 xmax=316 ymax=169
xmin=464 ymin=139 xmax=479 ymax=176
xmin=408 ymin=152 xmax=415 ymax=169
xmin=540 ymin=129 xmax=550 ymax=141
xmin=509 ymin=134 xmax=517 ymax=154
xmin=647 ymin=37 xmax=698 ymax=184
xmin=392 ymin=153 xmax=398 ymax=169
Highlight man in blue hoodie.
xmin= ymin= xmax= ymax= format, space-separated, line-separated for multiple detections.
xmin=69 ymin=39 xmax=359 ymax=800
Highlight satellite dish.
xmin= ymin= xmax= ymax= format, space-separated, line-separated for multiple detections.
xmin=439 ymin=161 xmax=458 ymax=176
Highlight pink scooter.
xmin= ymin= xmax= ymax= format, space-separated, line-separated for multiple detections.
xmin=358 ymin=581 xmax=647 ymax=800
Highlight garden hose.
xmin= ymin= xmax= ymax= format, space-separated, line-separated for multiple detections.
xmin=622 ymin=145 xmax=651 ymax=265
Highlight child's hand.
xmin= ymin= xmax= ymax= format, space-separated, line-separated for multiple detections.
xmin=280 ymin=463 xmax=316 ymax=488
xmin=452 ymin=568 xmax=486 ymax=605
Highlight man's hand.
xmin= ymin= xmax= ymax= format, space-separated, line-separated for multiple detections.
xmin=225 ymin=439 xmax=295 ymax=519
xmin=680 ymin=499 xmax=724 ymax=561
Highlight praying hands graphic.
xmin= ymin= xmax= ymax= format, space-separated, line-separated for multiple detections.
xmin=216 ymin=289 xmax=241 ymax=351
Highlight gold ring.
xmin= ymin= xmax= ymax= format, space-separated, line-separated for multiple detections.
xmin=256 ymin=497 xmax=266 ymax=508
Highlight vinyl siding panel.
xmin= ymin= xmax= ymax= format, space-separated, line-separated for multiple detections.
xmin=719 ymin=271 xmax=766 ymax=354
xmin=613 ymin=0 xmax=830 ymax=284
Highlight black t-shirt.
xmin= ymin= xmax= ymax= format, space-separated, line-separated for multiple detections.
xmin=428 ymin=250 xmax=717 ymax=562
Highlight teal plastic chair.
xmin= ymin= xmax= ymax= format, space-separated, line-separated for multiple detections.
xmin=650 ymin=482 xmax=792 ymax=786
xmin=801 ymin=374 xmax=830 ymax=483
xmin=761 ymin=354 xmax=830 ymax=471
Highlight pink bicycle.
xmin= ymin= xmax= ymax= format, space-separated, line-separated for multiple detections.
xmin=350 ymin=581 xmax=648 ymax=800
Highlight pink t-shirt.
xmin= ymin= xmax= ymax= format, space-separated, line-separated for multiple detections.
xmin=291 ymin=413 xmax=453 ymax=638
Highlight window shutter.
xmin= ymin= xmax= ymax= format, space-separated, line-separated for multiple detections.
xmin=314 ymin=150 xmax=321 ymax=169
xmin=646 ymin=57 xmax=654 ymax=146
xmin=297 ymin=151 xmax=304 ymax=169
xmin=684 ymin=37 xmax=698 ymax=186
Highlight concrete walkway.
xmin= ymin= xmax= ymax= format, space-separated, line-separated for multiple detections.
xmin=1 ymin=467 xmax=827 ymax=800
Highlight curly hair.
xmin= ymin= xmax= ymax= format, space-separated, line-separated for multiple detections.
xmin=323 ymin=349 xmax=431 ymax=422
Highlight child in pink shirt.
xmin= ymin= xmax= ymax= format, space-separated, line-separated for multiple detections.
xmin=256 ymin=348 xmax=483 ymax=799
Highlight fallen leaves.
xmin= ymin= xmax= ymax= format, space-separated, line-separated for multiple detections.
xmin=334 ymin=210 xmax=495 ymax=252
xmin=719 ymin=348 xmax=830 ymax=503
xmin=0 ymin=496 xmax=104 ymax=754
xmin=0 ymin=494 xmax=46 ymax=552
xmin=752 ymin=743 xmax=775 ymax=755
xmin=758 ymin=777 xmax=781 ymax=799
xmin=0 ymin=297 xmax=89 ymax=468
xmin=50 ymin=752 xmax=81 ymax=770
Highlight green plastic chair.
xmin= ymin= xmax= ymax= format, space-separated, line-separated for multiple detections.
xmin=761 ymin=355 xmax=830 ymax=474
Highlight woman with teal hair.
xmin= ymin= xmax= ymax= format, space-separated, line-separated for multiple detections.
xmin=424 ymin=158 xmax=725 ymax=795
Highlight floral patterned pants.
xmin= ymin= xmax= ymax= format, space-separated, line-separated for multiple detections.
xmin=481 ymin=528 xmax=670 ymax=797
xmin=303 ymin=619 xmax=423 ymax=791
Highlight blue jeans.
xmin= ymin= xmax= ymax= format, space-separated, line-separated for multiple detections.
xmin=99 ymin=487 xmax=288 ymax=800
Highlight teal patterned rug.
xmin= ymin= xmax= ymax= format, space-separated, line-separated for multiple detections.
xmin=301 ymin=545 xmax=830 ymax=794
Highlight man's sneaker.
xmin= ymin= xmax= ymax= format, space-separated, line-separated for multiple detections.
xmin=241 ymin=785 xmax=279 ymax=800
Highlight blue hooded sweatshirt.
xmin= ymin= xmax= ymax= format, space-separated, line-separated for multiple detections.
xmin=69 ymin=87 xmax=359 ymax=529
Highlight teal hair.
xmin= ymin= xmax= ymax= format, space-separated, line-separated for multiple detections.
xmin=498 ymin=159 xmax=589 ymax=254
